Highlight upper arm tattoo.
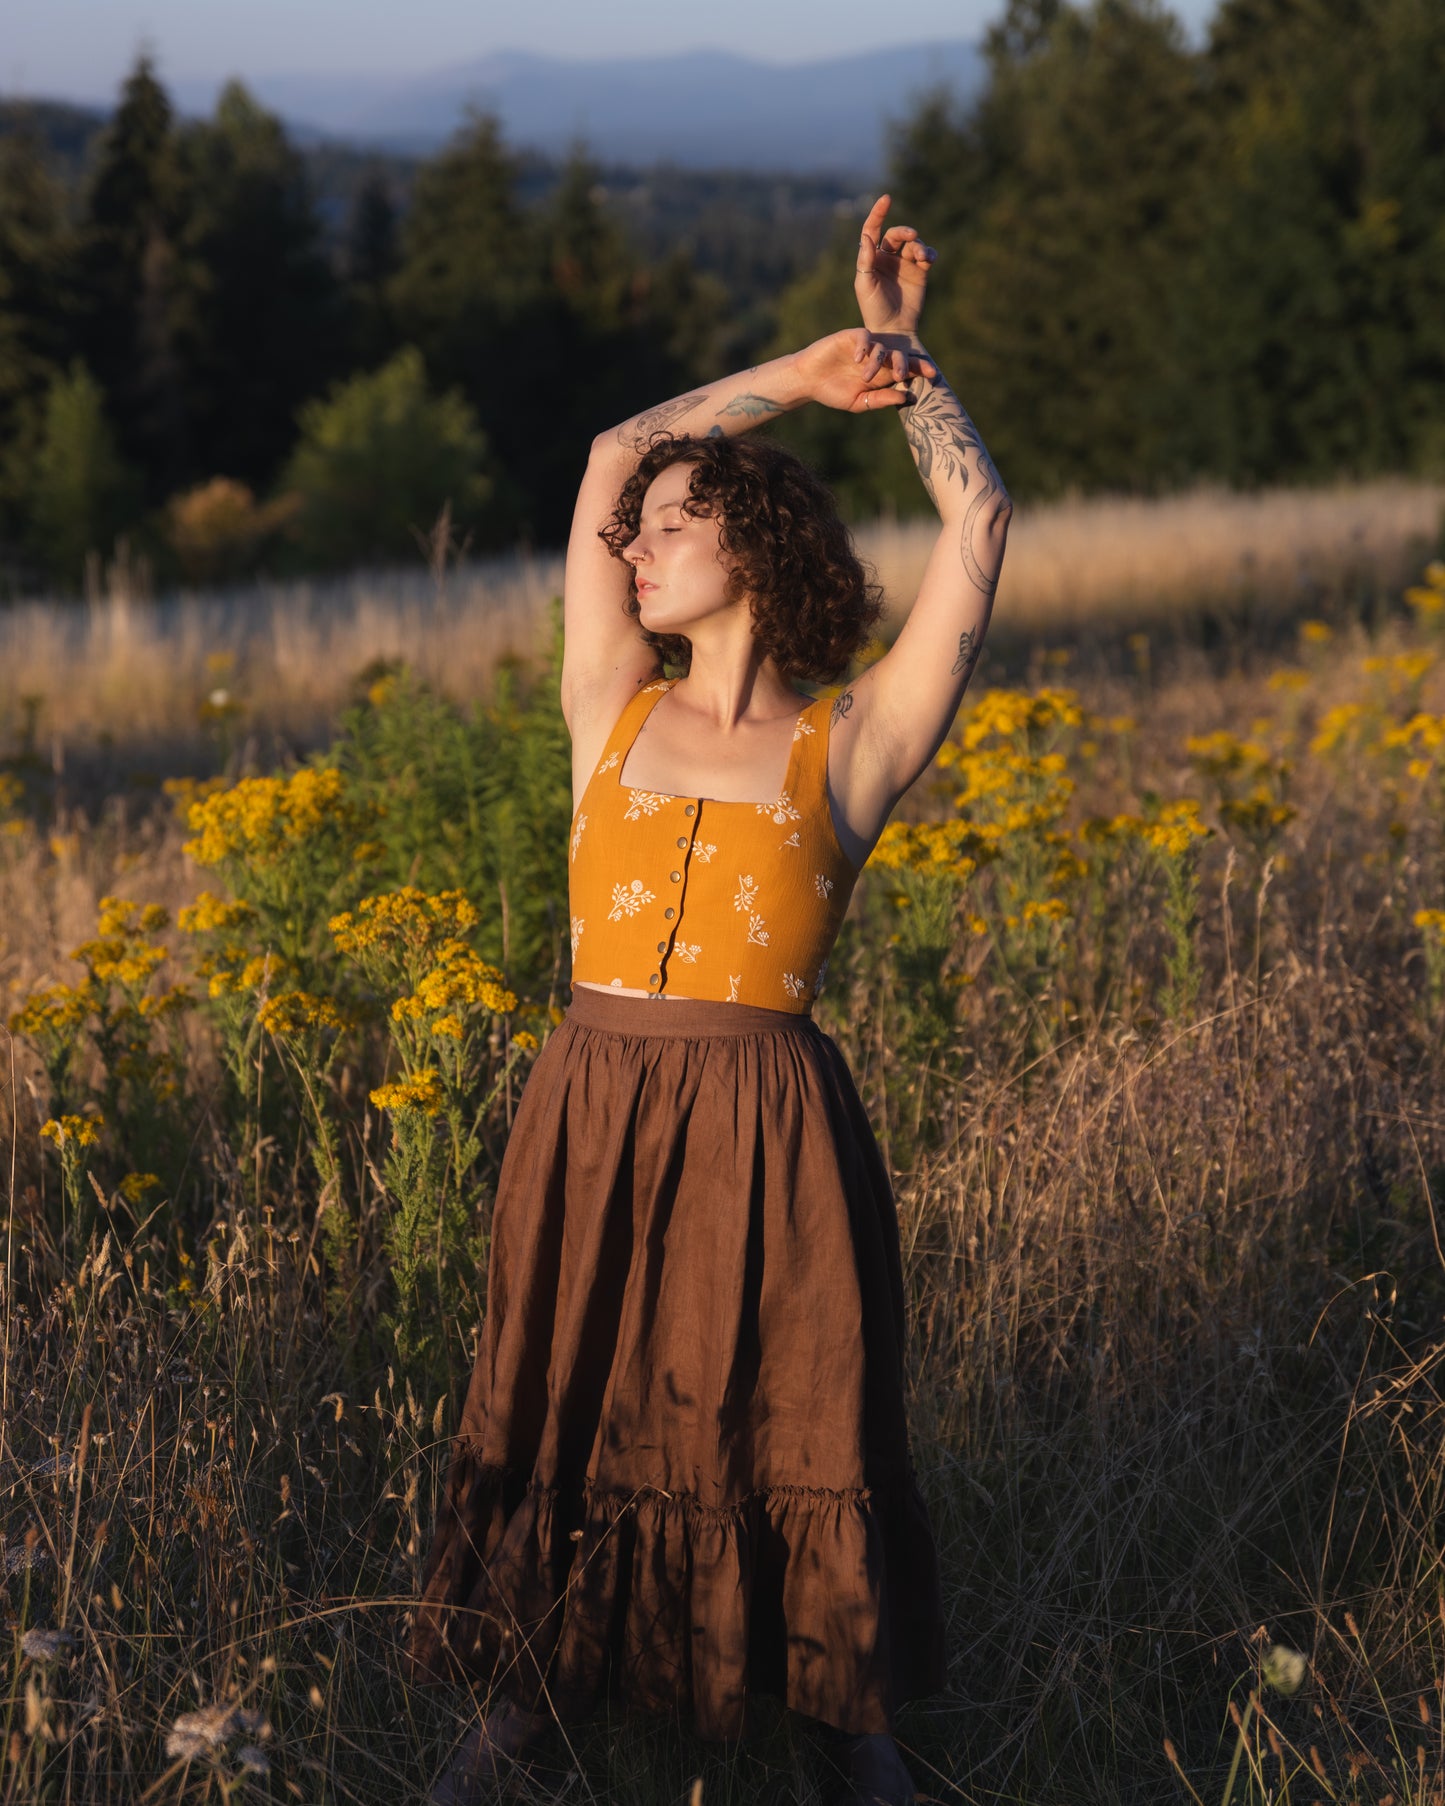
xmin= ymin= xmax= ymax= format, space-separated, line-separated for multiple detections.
xmin=622 ymin=391 xmax=709 ymax=450
xmin=830 ymin=689 xmax=854 ymax=727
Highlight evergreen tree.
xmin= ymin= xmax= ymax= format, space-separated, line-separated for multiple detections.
xmin=176 ymin=82 xmax=342 ymax=490
xmin=74 ymin=55 xmax=190 ymax=498
xmin=344 ymin=170 xmax=401 ymax=367
xmin=1188 ymin=0 xmax=1445 ymax=481
xmin=0 ymin=128 xmax=77 ymax=556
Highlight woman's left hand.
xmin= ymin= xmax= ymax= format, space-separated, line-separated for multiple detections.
xmin=855 ymin=193 xmax=937 ymax=337
xmin=795 ymin=328 xmax=938 ymax=414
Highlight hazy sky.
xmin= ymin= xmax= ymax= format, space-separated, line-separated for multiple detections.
xmin=7 ymin=0 xmax=1221 ymax=99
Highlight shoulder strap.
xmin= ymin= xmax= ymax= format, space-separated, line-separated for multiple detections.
xmin=788 ymin=692 xmax=834 ymax=802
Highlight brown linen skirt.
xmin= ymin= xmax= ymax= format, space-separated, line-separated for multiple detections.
xmin=406 ymin=984 xmax=947 ymax=1740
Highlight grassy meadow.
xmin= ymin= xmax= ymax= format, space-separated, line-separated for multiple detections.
xmin=5 ymin=479 xmax=1445 ymax=1805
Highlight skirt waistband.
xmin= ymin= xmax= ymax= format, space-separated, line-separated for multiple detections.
xmin=564 ymin=983 xmax=816 ymax=1040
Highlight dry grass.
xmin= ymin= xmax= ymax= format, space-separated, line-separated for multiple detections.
xmin=5 ymin=489 xmax=1445 ymax=1802
xmin=2 ymin=478 xmax=1439 ymax=762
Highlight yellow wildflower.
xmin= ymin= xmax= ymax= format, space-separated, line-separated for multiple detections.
xmin=1300 ymin=620 xmax=1333 ymax=644
xmin=120 ymin=1172 xmax=162 ymax=1204
xmin=97 ymin=896 xmax=170 ymax=937
xmin=9 ymin=980 xmax=96 ymax=1038
xmin=1266 ymin=668 xmax=1310 ymax=693
xmin=1138 ymin=800 xmax=1214 ymax=858
xmin=510 ymin=1030 xmax=538 ymax=1052
xmin=370 ymin=1070 xmax=445 ymax=1116
xmin=430 ymin=1013 xmax=465 ymax=1040
xmin=1310 ymin=703 xmax=1367 ymax=757
xmin=177 ymin=891 xmax=257 ymax=934
xmin=257 ymin=991 xmax=351 ymax=1038
xmin=330 ymin=887 xmax=480 ymax=957
xmin=40 ymin=1113 xmax=103 ymax=1150
xmin=184 ymin=767 xmax=373 ymax=868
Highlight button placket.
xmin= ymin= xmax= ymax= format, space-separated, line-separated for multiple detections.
xmin=652 ymin=796 xmax=698 ymax=993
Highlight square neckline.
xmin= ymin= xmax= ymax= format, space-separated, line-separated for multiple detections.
xmin=615 ymin=678 xmax=819 ymax=809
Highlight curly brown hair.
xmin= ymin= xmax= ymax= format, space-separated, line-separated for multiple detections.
xmin=597 ymin=432 xmax=884 ymax=686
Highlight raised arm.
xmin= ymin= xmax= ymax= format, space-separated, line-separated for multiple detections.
xmin=829 ymin=195 xmax=1013 ymax=843
xmin=560 ymin=330 xmax=928 ymax=746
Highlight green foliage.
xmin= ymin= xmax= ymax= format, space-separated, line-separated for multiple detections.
xmin=174 ymin=81 xmax=342 ymax=489
xmin=279 ymin=346 xmax=493 ymax=569
xmin=27 ymin=360 xmax=139 ymax=585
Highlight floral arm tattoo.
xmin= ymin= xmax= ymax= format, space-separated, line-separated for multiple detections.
xmin=899 ymin=354 xmax=1009 ymax=601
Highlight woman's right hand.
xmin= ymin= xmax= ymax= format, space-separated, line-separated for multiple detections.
xmin=794 ymin=329 xmax=938 ymax=414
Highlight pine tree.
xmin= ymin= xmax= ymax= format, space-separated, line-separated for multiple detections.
xmin=74 ymin=55 xmax=190 ymax=498
xmin=176 ymin=81 xmax=342 ymax=489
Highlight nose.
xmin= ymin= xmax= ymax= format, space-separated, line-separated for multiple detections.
xmin=625 ymin=537 xmax=649 ymax=566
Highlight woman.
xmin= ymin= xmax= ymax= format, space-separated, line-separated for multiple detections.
xmin=409 ymin=194 xmax=1011 ymax=1804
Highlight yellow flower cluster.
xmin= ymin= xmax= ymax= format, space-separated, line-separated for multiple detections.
xmin=197 ymin=947 xmax=293 ymax=1000
xmin=184 ymin=767 xmax=371 ymax=867
xmin=1405 ymin=561 xmax=1445 ymax=619
xmin=1184 ymin=731 xmax=1273 ymax=781
xmin=370 ymin=1070 xmax=445 ymax=1116
xmin=330 ymin=887 xmax=480 ymax=957
xmin=9 ymin=980 xmax=96 ymax=1039
xmin=70 ymin=933 xmax=167 ymax=991
xmin=866 ymin=819 xmax=998 ymax=880
xmin=1300 ymin=620 xmax=1334 ymax=645
xmin=120 ymin=1171 xmax=161 ymax=1203
xmin=98 ymin=896 xmax=169 ymax=937
xmin=1082 ymin=800 xmax=1214 ymax=860
xmin=1363 ymin=651 xmax=1435 ymax=691
xmin=177 ymin=891 xmax=258 ymax=935
xmin=257 ymin=990 xmax=352 ymax=1039
xmin=40 ymin=1113 xmax=103 ymax=1150
xmin=945 ymin=686 xmax=1085 ymax=754
xmin=0 ymin=771 xmax=24 ymax=837
xmin=1219 ymin=795 xmax=1298 ymax=839
xmin=1310 ymin=703 xmax=1367 ymax=756
xmin=390 ymin=942 xmax=517 ymax=1022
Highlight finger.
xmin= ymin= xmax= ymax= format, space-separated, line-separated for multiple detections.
xmin=880 ymin=225 xmax=919 ymax=254
xmin=861 ymin=193 xmax=891 ymax=240
xmin=855 ymin=387 xmax=911 ymax=413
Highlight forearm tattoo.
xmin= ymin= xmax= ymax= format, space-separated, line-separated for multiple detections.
xmin=902 ymin=372 xmax=1007 ymax=599
xmin=716 ymin=393 xmax=786 ymax=421
xmin=621 ymin=391 xmax=709 ymax=449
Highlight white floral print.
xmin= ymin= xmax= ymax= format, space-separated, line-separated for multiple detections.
xmin=570 ymin=916 xmax=584 ymax=955
xmin=757 ymin=790 xmax=802 ymax=825
xmin=608 ymin=878 xmax=656 ymax=922
xmin=733 ymin=873 xmax=760 ymax=913
xmin=792 ymin=718 xmax=816 ymax=740
xmin=570 ymin=812 xmax=587 ymax=861
xmin=727 ymin=973 xmax=741 ymax=1002
xmin=596 ymin=750 xmax=621 ymax=775
xmin=744 ymin=913 xmax=770 ymax=947
xmin=814 ymin=872 xmax=834 ymax=898
xmin=623 ymin=789 xmax=672 ymax=820
xmin=782 ymin=971 xmax=808 ymax=1000
xmin=779 ymin=830 xmax=801 ymax=850
xmin=673 ymin=941 xmax=702 ymax=963
xmin=693 ymin=841 xmax=718 ymax=864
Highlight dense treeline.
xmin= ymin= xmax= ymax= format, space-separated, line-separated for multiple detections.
xmin=1 ymin=0 xmax=1443 ymax=592
xmin=773 ymin=0 xmax=1445 ymax=517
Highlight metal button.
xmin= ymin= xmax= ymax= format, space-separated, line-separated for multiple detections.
xmin=676 ymin=836 xmax=688 ymax=848
xmin=664 ymin=907 xmax=675 ymax=919
xmin=670 ymin=870 xmax=681 ymax=882
xmin=649 ymin=972 xmax=660 ymax=985
xmin=684 ymin=803 xmax=696 ymax=817
xmin=656 ymin=941 xmax=667 ymax=953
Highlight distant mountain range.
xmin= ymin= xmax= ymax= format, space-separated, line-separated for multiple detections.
xmin=158 ymin=42 xmax=984 ymax=176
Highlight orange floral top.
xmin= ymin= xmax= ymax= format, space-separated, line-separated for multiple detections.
xmin=567 ymin=677 xmax=861 ymax=1013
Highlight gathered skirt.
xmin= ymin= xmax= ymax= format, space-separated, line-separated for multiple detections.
xmin=406 ymin=984 xmax=947 ymax=1739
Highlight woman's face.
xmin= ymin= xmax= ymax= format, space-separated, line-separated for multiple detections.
xmin=623 ymin=462 xmax=740 ymax=635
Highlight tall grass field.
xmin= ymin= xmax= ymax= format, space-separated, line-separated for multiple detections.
xmin=5 ymin=480 xmax=1445 ymax=1804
